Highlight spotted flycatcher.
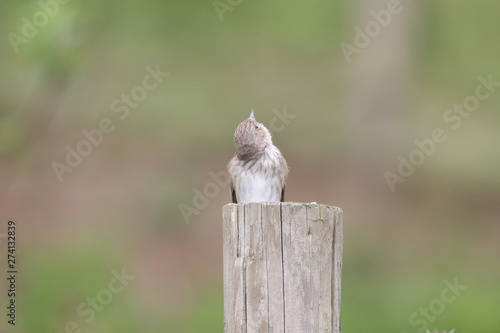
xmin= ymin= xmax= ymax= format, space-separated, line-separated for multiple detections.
xmin=227 ymin=110 xmax=289 ymax=203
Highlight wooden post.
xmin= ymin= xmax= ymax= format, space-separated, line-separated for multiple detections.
xmin=223 ymin=202 xmax=343 ymax=333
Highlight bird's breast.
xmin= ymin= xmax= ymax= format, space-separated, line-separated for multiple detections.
xmin=236 ymin=172 xmax=281 ymax=203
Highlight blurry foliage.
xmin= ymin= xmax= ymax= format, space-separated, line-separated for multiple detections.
xmin=19 ymin=243 xmax=138 ymax=332
xmin=0 ymin=119 xmax=25 ymax=156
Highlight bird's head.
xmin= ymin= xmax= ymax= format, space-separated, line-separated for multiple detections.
xmin=233 ymin=110 xmax=272 ymax=160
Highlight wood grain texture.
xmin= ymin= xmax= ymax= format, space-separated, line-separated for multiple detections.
xmin=223 ymin=202 xmax=343 ymax=333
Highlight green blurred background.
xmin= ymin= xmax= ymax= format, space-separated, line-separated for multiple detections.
xmin=1 ymin=0 xmax=499 ymax=332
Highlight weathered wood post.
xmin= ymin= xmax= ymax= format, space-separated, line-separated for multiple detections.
xmin=223 ymin=202 xmax=343 ymax=333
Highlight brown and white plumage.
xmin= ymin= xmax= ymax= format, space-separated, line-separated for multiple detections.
xmin=227 ymin=110 xmax=288 ymax=204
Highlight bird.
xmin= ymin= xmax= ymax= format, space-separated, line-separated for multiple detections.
xmin=227 ymin=110 xmax=289 ymax=203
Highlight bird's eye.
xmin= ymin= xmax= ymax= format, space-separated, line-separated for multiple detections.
xmin=255 ymin=125 xmax=259 ymax=129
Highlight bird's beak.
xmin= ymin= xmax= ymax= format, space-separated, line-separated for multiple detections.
xmin=250 ymin=109 xmax=255 ymax=119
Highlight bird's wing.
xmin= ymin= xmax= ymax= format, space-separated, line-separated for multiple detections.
xmin=280 ymin=185 xmax=286 ymax=202
xmin=231 ymin=182 xmax=238 ymax=203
